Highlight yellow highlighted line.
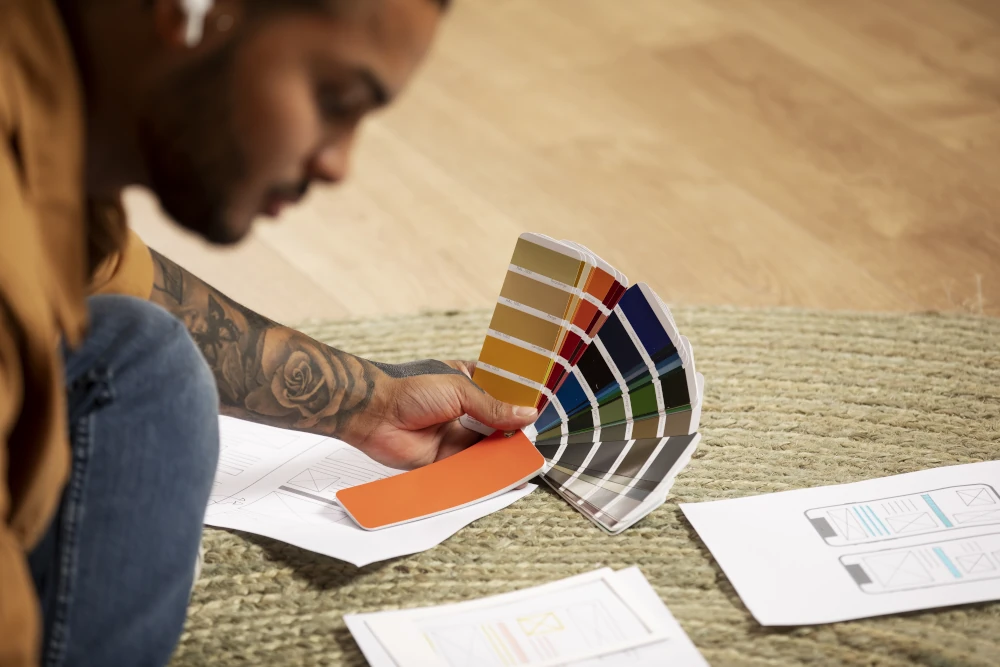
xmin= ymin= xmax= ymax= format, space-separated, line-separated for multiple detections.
xmin=482 ymin=624 xmax=516 ymax=665
xmin=482 ymin=624 xmax=512 ymax=666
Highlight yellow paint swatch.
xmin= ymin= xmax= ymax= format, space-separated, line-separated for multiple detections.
xmin=488 ymin=304 xmax=562 ymax=351
xmin=471 ymin=368 xmax=540 ymax=406
xmin=510 ymin=237 xmax=584 ymax=287
xmin=499 ymin=271 xmax=575 ymax=320
xmin=479 ymin=336 xmax=553 ymax=384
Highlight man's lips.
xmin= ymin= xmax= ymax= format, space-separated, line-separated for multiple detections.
xmin=261 ymin=193 xmax=302 ymax=218
xmin=260 ymin=181 xmax=311 ymax=218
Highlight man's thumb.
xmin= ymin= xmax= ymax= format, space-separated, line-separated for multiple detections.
xmin=459 ymin=383 xmax=538 ymax=431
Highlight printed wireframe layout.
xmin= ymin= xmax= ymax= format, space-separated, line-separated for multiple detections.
xmin=207 ymin=416 xmax=328 ymax=511
xmin=416 ymin=580 xmax=643 ymax=667
xmin=227 ymin=446 xmax=400 ymax=528
xmin=207 ymin=416 xmax=403 ymax=527
xmin=805 ymin=484 xmax=1000 ymax=546
xmin=421 ymin=601 xmax=627 ymax=667
xmin=840 ymin=532 xmax=1000 ymax=594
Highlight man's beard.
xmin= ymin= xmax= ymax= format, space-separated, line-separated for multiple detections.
xmin=137 ymin=43 xmax=248 ymax=245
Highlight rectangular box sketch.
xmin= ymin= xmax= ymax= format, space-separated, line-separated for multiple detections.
xmin=804 ymin=484 xmax=1000 ymax=546
xmin=839 ymin=532 xmax=1000 ymax=594
xmin=216 ymin=450 xmax=261 ymax=477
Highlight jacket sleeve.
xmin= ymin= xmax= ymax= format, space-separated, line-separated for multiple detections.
xmin=0 ymin=62 xmax=43 ymax=665
xmin=0 ymin=304 xmax=41 ymax=667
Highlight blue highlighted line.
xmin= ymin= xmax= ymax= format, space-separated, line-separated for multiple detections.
xmin=864 ymin=505 xmax=889 ymax=536
xmin=922 ymin=494 xmax=953 ymax=528
xmin=933 ymin=547 xmax=962 ymax=578
xmin=853 ymin=507 xmax=876 ymax=536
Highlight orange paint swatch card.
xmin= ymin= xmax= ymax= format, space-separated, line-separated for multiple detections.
xmin=336 ymin=430 xmax=544 ymax=531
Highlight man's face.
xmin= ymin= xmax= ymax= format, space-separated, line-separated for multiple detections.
xmin=138 ymin=0 xmax=441 ymax=244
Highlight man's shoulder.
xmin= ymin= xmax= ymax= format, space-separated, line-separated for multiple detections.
xmin=0 ymin=0 xmax=91 ymax=344
xmin=0 ymin=0 xmax=82 ymax=131
xmin=0 ymin=1 xmax=55 ymax=55
xmin=0 ymin=1 xmax=18 ymax=135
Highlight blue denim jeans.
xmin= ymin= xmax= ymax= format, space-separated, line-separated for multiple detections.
xmin=28 ymin=295 xmax=220 ymax=667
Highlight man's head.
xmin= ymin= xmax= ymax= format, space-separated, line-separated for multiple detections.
xmin=130 ymin=0 xmax=445 ymax=244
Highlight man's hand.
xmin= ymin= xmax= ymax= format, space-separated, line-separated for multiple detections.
xmin=345 ymin=360 xmax=538 ymax=470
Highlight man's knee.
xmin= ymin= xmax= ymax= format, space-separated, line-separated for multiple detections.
xmin=75 ymin=295 xmax=220 ymax=477
xmin=82 ymin=295 xmax=214 ymax=393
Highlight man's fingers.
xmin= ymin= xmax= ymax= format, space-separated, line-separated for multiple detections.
xmin=457 ymin=381 xmax=537 ymax=431
xmin=443 ymin=360 xmax=476 ymax=378
xmin=433 ymin=422 xmax=482 ymax=462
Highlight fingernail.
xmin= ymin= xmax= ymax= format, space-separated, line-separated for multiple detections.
xmin=513 ymin=406 xmax=538 ymax=419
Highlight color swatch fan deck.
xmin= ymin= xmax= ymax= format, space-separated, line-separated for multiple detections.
xmin=334 ymin=233 xmax=704 ymax=534
xmin=462 ymin=233 xmax=705 ymax=534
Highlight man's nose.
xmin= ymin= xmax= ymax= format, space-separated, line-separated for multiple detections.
xmin=310 ymin=131 xmax=356 ymax=184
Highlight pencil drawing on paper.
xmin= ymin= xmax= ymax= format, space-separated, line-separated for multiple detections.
xmin=840 ymin=533 xmax=1000 ymax=594
xmin=805 ymin=484 xmax=1000 ymax=547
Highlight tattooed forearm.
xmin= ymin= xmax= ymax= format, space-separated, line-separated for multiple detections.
xmin=149 ymin=248 xmax=381 ymax=440
xmin=151 ymin=252 xmax=184 ymax=304
xmin=370 ymin=359 xmax=465 ymax=379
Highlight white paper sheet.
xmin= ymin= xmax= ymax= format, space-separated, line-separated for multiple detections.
xmin=680 ymin=461 xmax=1000 ymax=625
xmin=344 ymin=567 xmax=707 ymax=667
xmin=205 ymin=417 xmax=535 ymax=566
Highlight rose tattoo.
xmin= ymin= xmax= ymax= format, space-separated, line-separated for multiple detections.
xmin=245 ymin=328 xmax=372 ymax=429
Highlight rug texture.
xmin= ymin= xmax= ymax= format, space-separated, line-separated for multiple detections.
xmin=171 ymin=307 xmax=1000 ymax=666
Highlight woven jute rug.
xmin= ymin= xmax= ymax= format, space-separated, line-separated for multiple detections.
xmin=171 ymin=307 xmax=1000 ymax=666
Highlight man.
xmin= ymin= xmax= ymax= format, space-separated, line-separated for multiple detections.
xmin=0 ymin=0 xmax=538 ymax=664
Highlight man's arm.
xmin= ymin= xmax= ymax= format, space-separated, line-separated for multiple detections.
xmin=147 ymin=249 xmax=535 ymax=467
xmin=149 ymin=248 xmax=382 ymax=439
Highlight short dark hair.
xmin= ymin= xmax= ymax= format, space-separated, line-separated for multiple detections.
xmin=257 ymin=0 xmax=451 ymax=12
xmin=148 ymin=0 xmax=451 ymax=15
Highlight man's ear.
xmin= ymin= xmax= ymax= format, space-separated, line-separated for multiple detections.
xmin=151 ymin=0 xmax=244 ymax=50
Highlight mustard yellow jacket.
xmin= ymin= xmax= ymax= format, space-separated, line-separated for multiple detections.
xmin=1 ymin=1 xmax=152 ymax=663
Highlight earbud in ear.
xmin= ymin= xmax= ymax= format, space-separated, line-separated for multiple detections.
xmin=180 ymin=0 xmax=216 ymax=46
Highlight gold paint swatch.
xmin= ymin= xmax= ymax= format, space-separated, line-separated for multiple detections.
xmin=471 ymin=369 xmax=541 ymax=406
xmin=510 ymin=237 xmax=584 ymax=287
xmin=488 ymin=304 xmax=562 ymax=351
xmin=499 ymin=271 xmax=575 ymax=320
xmin=479 ymin=336 xmax=552 ymax=384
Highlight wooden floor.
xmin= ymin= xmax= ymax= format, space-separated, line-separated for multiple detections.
xmin=129 ymin=0 xmax=1000 ymax=325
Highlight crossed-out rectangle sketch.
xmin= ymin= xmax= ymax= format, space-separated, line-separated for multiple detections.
xmin=207 ymin=417 xmax=328 ymax=512
xmin=805 ymin=485 xmax=1000 ymax=546
xmin=839 ymin=532 xmax=1000 ymax=594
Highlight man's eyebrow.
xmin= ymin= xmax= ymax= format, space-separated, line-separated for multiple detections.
xmin=358 ymin=67 xmax=392 ymax=107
